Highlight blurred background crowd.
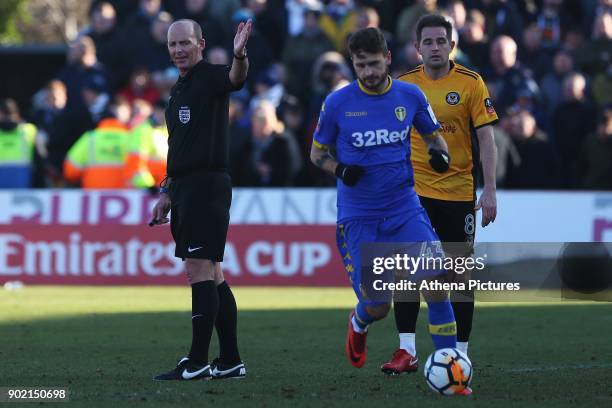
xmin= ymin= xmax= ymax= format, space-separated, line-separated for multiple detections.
xmin=0 ymin=0 xmax=610 ymax=190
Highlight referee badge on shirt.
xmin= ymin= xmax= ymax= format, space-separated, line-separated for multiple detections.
xmin=178 ymin=106 xmax=191 ymax=124
xmin=394 ymin=106 xmax=406 ymax=122
xmin=446 ymin=92 xmax=460 ymax=105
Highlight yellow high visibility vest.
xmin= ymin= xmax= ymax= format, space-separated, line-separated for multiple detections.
xmin=0 ymin=123 xmax=36 ymax=166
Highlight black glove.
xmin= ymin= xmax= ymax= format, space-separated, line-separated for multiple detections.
xmin=428 ymin=148 xmax=450 ymax=173
xmin=335 ymin=163 xmax=364 ymax=186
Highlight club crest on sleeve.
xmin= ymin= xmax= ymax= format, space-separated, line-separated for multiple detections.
xmin=178 ymin=106 xmax=191 ymax=124
xmin=394 ymin=106 xmax=406 ymax=122
xmin=446 ymin=92 xmax=460 ymax=105
xmin=484 ymin=98 xmax=496 ymax=114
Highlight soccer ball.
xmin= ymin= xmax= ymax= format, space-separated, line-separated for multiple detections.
xmin=423 ymin=348 xmax=472 ymax=395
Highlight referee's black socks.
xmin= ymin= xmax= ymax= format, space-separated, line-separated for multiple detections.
xmin=188 ymin=280 xmax=219 ymax=365
xmin=215 ymin=281 xmax=241 ymax=364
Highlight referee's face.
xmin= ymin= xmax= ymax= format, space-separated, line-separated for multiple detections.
xmin=167 ymin=21 xmax=204 ymax=75
xmin=416 ymin=26 xmax=455 ymax=69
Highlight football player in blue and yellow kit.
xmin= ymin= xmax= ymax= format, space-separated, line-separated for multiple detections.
xmin=310 ymin=28 xmax=467 ymax=395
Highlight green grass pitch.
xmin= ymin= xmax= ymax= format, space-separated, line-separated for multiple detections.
xmin=1 ymin=287 xmax=612 ymax=407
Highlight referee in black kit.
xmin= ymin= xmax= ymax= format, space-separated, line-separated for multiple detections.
xmin=150 ymin=18 xmax=251 ymax=381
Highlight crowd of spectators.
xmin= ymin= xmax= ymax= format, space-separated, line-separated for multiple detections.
xmin=1 ymin=0 xmax=610 ymax=190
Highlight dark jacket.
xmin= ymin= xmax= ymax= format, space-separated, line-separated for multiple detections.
xmin=244 ymin=131 xmax=296 ymax=187
xmin=576 ymin=133 xmax=612 ymax=190
xmin=504 ymin=131 xmax=561 ymax=189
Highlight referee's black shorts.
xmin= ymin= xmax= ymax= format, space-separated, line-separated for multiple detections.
xmin=418 ymin=195 xmax=475 ymax=257
xmin=169 ymin=171 xmax=232 ymax=261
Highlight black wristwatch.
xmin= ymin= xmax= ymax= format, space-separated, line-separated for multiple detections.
xmin=234 ymin=49 xmax=247 ymax=60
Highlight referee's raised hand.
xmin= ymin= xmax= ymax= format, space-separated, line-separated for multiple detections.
xmin=150 ymin=193 xmax=170 ymax=226
xmin=233 ymin=19 xmax=252 ymax=58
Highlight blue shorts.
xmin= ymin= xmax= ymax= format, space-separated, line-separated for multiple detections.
xmin=336 ymin=208 xmax=441 ymax=304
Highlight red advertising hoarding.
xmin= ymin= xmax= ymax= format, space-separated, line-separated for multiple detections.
xmin=0 ymin=224 xmax=346 ymax=286
xmin=1 ymin=189 xmax=611 ymax=285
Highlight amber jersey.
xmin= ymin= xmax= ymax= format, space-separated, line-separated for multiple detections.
xmin=398 ymin=62 xmax=498 ymax=201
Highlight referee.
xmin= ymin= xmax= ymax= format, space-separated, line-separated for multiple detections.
xmin=151 ymin=18 xmax=251 ymax=381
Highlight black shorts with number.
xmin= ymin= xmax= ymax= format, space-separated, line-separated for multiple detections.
xmin=169 ymin=171 xmax=232 ymax=261
xmin=419 ymin=196 xmax=475 ymax=257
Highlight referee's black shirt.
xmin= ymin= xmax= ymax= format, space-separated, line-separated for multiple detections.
xmin=165 ymin=60 xmax=242 ymax=177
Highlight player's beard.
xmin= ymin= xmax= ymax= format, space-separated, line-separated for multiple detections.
xmin=360 ymin=68 xmax=389 ymax=92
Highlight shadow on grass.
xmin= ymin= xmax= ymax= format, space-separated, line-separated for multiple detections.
xmin=1 ymin=305 xmax=611 ymax=407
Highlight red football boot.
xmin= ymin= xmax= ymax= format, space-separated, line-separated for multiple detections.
xmin=454 ymin=387 xmax=473 ymax=396
xmin=380 ymin=349 xmax=419 ymax=374
xmin=345 ymin=311 xmax=367 ymax=368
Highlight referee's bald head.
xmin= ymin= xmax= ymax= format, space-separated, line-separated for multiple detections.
xmin=168 ymin=19 xmax=202 ymax=42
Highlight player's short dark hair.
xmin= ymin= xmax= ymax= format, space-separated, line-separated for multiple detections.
xmin=416 ymin=14 xmax=453 ymax=43
xmin=175 ymin=18 xmax=202 ymax=41
xmin=347 ymin=27 xmax=388 ymax=56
